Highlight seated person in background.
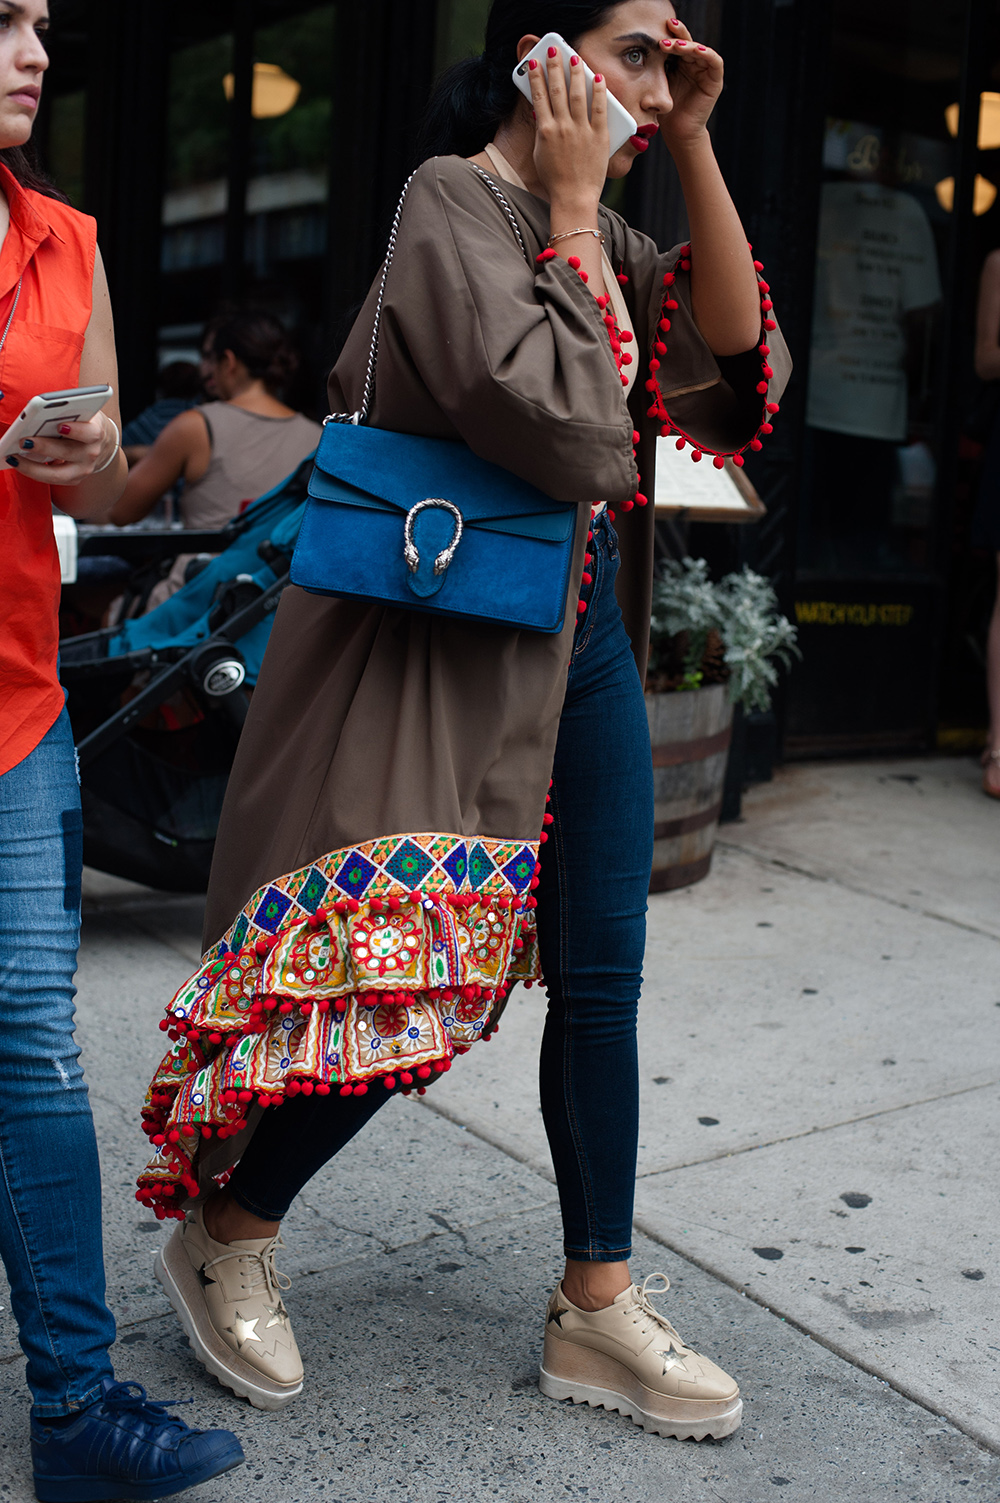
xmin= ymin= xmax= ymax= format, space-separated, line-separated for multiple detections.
xmin=122 ymin=359 xmax=203 ymax=466
xmin=110 ymin=308 xmax=321 ymax=532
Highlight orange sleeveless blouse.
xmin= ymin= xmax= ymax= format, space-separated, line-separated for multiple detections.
xmin=0 ymin=164 xmax=97 ymax=775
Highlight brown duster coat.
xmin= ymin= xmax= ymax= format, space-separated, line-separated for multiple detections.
xmin=205 ymin=155 xmax=789 ymax=942
xmin=136 ymin=154 xmax=789 ymax=1213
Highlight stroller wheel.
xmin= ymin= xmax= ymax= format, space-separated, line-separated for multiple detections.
xmin=188 ymin=641 xmax=247 ymax=699
xmin=202 ymin=657 xmax=246 ymax=696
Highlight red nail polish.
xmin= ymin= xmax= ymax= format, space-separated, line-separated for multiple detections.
xmin=528 ymin=58 xmax=537 ymax=69
xmin=594 ymin=73 xmax=603 ymax=83
xmin=59 ymin=424 xmax=71 ymax=435
xmin=547 ymin=46 xmax=557 ymax=57
xmin=697 ymin=44 xmax=707 ymax=51
xmin=670 ymin=14 xmax=681 ymax=22
xmin=570 ymin=54 xmax=579 ymax=65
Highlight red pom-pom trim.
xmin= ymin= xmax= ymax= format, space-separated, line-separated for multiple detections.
xmin=641 ymin=245 xmax=779 ymax=470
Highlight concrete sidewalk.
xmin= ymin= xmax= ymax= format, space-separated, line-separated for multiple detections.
xmin=0 ymin=755 xmax=997 ymax=1501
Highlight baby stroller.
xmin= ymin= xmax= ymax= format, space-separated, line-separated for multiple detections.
xmin=60 ymin=455 xmax=313 ymax=892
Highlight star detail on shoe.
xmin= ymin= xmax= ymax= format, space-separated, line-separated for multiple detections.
xmin=225 ymin=1313 xmax=261 ymax=1349
xmin=654 ymin=1347 xmax=689 ymax=1376
xmin=547 ymin=1303 xmax=569 ymax=1328
xmin=196 ymin=1263 xmax=217 ymax=1289
xmin=264 ymin=1302 xmax=289 ymax=1331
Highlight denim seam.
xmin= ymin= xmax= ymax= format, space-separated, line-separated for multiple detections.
xmin=549 ymin=778 xmax=601 ymax=1259
xmin=570 ymin=524 xmax=604 ymax=662
xmin=563 ymin=1244 xmax=633 ymax=1262
xmin=33 ymin=1379 xmax=105 ymax=1421
xmin=0 ymin=1118 xmax=75 ymax=1398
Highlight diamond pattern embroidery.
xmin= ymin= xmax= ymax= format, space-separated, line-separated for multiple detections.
xmin=334 ymin=850 xmax=378 ymax=899
xmin=384 ymin=839 xmax=434 ymax=888
xmin=230 ymin=913 xmax=250 ymax=953
xmin=252 ymin=888 xmax=291 ymax=934
xmin=297 ymin=866 xmax=329 ymax=914
xmin=502 ymin=847 xmax=536 ymax=893
xmin=440 ymin=845 xmax=468 ymax=888
xmin=467 ymin=842 xmax=497 ymax=890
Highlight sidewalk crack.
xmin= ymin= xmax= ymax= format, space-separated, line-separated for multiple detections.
xmin=716 ymin=839 xmax=1000 ymax=943
xmin=633 ymin=1076 xmax=1000 ymax=1178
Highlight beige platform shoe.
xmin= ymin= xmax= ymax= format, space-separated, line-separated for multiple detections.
xmin=155 ymin=1204 xmax=304 ymax=1410
xmin=539 ymin=1272 xmax=742 ymax=1440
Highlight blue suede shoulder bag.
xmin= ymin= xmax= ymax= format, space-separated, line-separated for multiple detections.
xmin=291 ymin=168 xmax=577 ymax=634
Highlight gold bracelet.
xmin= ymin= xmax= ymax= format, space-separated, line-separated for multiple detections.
xmin=547 ymin=228 xmax=605 ymax=247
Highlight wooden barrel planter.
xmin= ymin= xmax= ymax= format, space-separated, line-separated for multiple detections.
xmin=645 ymin=682 xmax=733 ymax=892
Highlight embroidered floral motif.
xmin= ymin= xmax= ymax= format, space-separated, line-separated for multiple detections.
xmin=137 ymin=831 xmax=541 ymax=1219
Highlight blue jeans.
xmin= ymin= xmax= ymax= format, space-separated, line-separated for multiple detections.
xmin=0 ymin=709 xmax=116 ymax=1417
xmin=535 ymin=508 xmax=653 ymax=1258
xmin=228 ymin=511 xmax=653 ymax=1261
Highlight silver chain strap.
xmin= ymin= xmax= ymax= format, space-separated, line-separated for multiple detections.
xmin=325 ymin=165 xmax=530 ymax=428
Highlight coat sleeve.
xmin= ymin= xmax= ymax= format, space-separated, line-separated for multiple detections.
xmin=331 ymin=157 xmax=637 ymax=507
xmin=606 ymin=213 xmax=792 ymax=457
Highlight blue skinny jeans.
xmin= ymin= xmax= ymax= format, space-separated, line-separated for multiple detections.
xmin=0 ymin=709 xmax=116 ymax=1416
xmin=229 ymin=509 xmax=654 ymax=1260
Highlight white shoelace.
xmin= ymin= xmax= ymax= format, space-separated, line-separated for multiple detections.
xmin=622 ymin=1273 xmax=689 ymax=1349
xmin=205 ymin=1235 xmax=292 ymax=1302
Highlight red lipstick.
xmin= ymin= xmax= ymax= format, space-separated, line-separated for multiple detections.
xmin=629 ymin=122 xmax=658 ymax=152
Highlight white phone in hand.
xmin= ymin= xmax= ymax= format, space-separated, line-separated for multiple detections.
xmin=513 ymin=32 xmax=638 ymax=159
xmin=0 ymin=384 xmax=113 ymax=458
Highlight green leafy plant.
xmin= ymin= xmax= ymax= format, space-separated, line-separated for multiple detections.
xmin=648 ymin=558 xmax=800 ymax=712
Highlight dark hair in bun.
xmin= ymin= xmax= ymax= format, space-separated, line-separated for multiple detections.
xmin=416 ymin=0 xmax=622 ymax=162
xmin=202 ymin=308 xmax=298 ymax=396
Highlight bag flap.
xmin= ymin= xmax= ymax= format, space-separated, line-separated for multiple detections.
xmin=307 ymin=471 xmax=575 ymax=544
xmin=313 ymin=421 xmax=576 ymax=532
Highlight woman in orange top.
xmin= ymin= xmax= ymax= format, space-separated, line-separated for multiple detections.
xmin=0 ymin=3 xmax=243 ymax=1499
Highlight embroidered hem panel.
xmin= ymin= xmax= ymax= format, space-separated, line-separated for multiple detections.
xmin=137 ymin=832 xmax=541 ymax=1216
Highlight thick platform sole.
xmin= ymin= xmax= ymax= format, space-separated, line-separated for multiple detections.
xmin=155 ymin=1243 xmax=302 ymax=1412
xmin=33 ymin=1438 xmax=244 ymax=1502
xmin=539 ymin=1332 xmax=742 ymax=1441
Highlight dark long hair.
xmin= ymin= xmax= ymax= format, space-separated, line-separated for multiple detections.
xmin=0 ymin=144 xmax=69 ymax=203
xmin=416 ymin=0 xmax=623 ymax=162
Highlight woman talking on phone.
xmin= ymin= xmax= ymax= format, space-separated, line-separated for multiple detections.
xmin=139 ymin=0 xmax=788 ymax=1441
xmin=0 ymin=3 xmax=244 ymax=1499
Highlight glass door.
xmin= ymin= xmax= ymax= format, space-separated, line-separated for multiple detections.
xmin=786 ymin=0 xmax=973 ymax=755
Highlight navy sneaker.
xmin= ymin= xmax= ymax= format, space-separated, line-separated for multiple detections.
xmin=31 ymin=1378 xmax=244 ymax=1502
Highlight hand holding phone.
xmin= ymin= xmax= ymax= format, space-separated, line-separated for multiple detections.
xmin=513 ymin=33 xmax=637 ymax=158
xmin=1 ymin=384 xmax=115 ymax=484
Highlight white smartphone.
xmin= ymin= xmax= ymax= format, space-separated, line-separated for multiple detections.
xmin=0 ymin=384 xmax=113 ymax=455
xmin=513 ymin=33 xmax=638 ymax=159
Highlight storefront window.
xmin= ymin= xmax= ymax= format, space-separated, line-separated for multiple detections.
xmin=800 ymin=2 xmax=960 ymax=577
xmin=160 ymin=33 xmax=234 ymax=355
xmin=156 ymin=7 xmax=337 ymax=398
xmin=244 ymin=6 xmax=335 ymax=302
